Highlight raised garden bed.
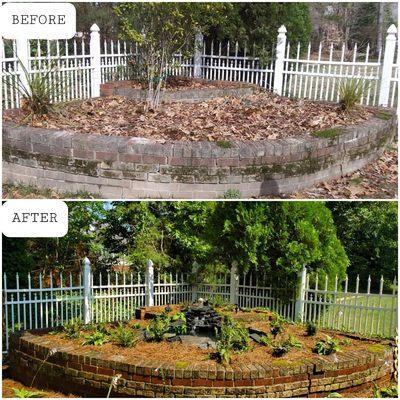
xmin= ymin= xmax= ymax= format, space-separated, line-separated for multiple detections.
xmin=9 ymin=307 xmax=395 ymax=398
xmin=2 ymin=81 xmax=397 ymax=199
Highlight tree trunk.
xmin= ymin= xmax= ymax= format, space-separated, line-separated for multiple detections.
xmin=376 ymin=2 xmax=385 ymax=56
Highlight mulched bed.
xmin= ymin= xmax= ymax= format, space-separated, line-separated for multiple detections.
xmin=37 ymin=308 xmax=389 ymax=367
xmin=3 ymin=92 xmax=374 ymax=142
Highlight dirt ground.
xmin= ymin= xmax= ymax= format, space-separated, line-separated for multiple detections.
xmin=3 ymin=92 xmax=376 ymax=142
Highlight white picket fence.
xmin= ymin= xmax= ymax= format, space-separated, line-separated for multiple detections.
xmin=2 ymin=258 xmax=397 ymax=353
xmin=1 ymin=24 xmax=398 ymax=111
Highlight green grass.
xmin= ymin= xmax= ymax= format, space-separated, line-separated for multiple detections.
xmin=2 ymin=183 xmax=99 ymax=199
xmin=311 ymin=127 xmax=342 ymax=139
xmin=374 ymin=111 xmax=393 ymax=121
xmin=216 ymin=140 xmax=232 ymax=149
xmin=315 ymin=294 xmax=396 ymax=338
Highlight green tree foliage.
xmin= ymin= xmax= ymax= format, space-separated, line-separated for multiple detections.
xmin=208 ymin=3 xmax=312 ymax=51
xmin=327 ymin=202 xmax=398 ymax=292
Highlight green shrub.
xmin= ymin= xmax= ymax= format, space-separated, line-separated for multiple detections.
xmin=338 ymin=78 xmax=370 ymax=113
xmin=63 ymin=318 xmax=83 ymax=339
xmin=83 ymin=331 xmax=108 ymax=346
xmin=306 ymin=321 xmax=317 ymax=336
xmin=4 ymin=59 xmax=66 ymax=119
xmin=131 ymin=322 xmax=141 ymax=329
xmin=172 ymin=312 xmax=187 ymax=335
xmin=146 ymin=315 xmax=170 ymax=341
xmin=313 ymin=336 xmax=341 ymax=355
xmin=112 ymin=323 xmax=139 ymax=347
xmin=216 ymin=316 xmax=249 ymax=364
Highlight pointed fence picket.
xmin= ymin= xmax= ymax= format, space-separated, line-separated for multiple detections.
xmin=2 ymin=24 xmax=397 ymax=111
xmin=2 ymin=260 xmax=398 ymax=353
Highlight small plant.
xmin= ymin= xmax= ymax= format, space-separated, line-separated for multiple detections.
xmin=340 ymin=338 xmax=352 ymax=346
xmin=338 ymin=78 xmax=370 ymax=113
xmin=210 ymin=295 xmax=229 ymax=308
xmin=146 ymin=315 xmax=170 ymax=342
xmin=83 ymin=331 xmax=108 ymax=346
xmin=131 ymin=322 xmax=141 ymax=329
xmin=221 ymin=189 xmax=241 ymax=199
xmin=172 ymin=312 xmax=187 ymax=335
xmin=12 ymin=388 xmax=44 ymax=398
xmin=215 ymin=316 xmax=249 ymax=364
xmin=271 ymin=335 xmax=301 ymax=357
xmin=112 ymin=323 xmax=139 ymax=348
xmin=306 ymin=321 xmax=317 ymax=336
xmin=259 ymin=334 xmax=272 ymax=346
xmin=63 ymin=318 xmax=83 ymax=339
xmin=326 ymin=393 xmax=342 ymax=398
xmin=313 ymin=335 xmax=341 ymax=355
xmin=372 ymin=382 xmax=398 ymax=398
xmin=270 ymin=313 xmax=286 ymax=338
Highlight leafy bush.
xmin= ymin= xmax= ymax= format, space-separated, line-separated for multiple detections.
xmin=338 ymin=78 xmax=370 ymax=113
xmin=83 ymin=331 xmax=108 ymax=346
xmin=112 ymin=323 xmax=139 ymax=348
xmin=63 ymin=318 xmax=83 ymax=339
xmin=313 ymin=336 xmax=341 ymax=355
xmin=4 ymin=59 xmax=65 ymax=119
xmin=372 ymin=383 xmax=398 ymax=398
xmin=271 ymin=335 xmax=302 ymax=357
xmin=306 ymin=321 xmax=317 ymax=336
xmin=216 ymin=316 xmax=249 ymax=364
xmin=172 ymin=312 xmax=187 ymax=335
xmin=146 ymin=315 xmax=170 ymax=341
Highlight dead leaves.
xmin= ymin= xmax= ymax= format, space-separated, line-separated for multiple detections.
xmin=4 ymin=88 xmax=375 ymax=143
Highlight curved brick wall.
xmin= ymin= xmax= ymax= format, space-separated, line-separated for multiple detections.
xmin=100 ymin=80 xmax=258 ymax=102
xmin=2 ymin=112 xmax=396 ymax=199
xmin=9 ymin=330 xmax=394 ymax=398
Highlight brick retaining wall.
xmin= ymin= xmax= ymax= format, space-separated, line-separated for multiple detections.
xmin=2 ymin=112 xmax=396 ymax=198
xmin=9 ymin=331 xmax=394 ymax=398
xmin=100 ymin=80 xmax=258 ymax=103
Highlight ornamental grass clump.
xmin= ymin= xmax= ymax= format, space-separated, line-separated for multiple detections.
xmin=4 ymin=59 xmax=66 ymax=119
xmin=338 ymin=78 xmax=370 ymax=113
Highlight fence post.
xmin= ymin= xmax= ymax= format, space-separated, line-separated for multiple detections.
xmin=145 ymin=260 xmax=154 ymax=307
xmin=90 ymin=23 xmax=101 ymax=97
xmin=230 ymin=261 xmax=239 ymax=305
xmin=295 ymin=265 xmax=307 ymax=322
xmin=193 ymin=31 xmax=204 ymax=78
xmin=378 ymin=24 xmax=397 ymax=107
xmin=82 ymin=257 xmax=92 ymax=324
xmin=191 ymin=261 xmax=199 ymax=302
xmin=15 ymin=38 xmax=30 ymax=94
xmin=273 ymin=25 xmax=287 ymax=95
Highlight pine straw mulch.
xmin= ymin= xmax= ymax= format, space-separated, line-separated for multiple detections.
xmin=3 ymin=92 xmax=375 ymax=142
xmin=36 ymin=310 xmax=388 ymax=368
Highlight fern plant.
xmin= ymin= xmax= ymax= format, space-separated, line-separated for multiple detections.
xmin=12 ymin=388 xmax=44 ymax=398
xmin=63 ymin=318 xmax=83 ymax=339
xmin=145 ymin=315 xmax=170 ymax=342
xmin=112 ymin=323 xmax=139 ymax=348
